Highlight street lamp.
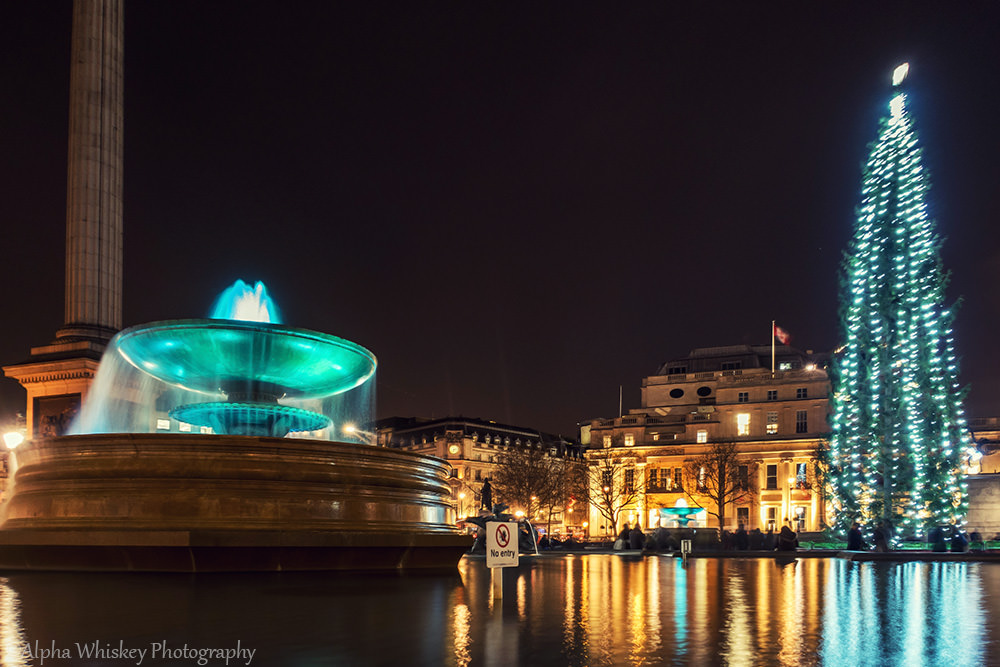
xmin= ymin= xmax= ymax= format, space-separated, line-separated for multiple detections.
xmin=4 ymin=432 xmax=24 ymax=450
xmin=342 ymin=424 xmax=374 ymax=445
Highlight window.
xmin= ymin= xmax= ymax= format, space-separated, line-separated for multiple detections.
xmin=625 ymin=468 xmax=635 ymax=493
xmin=738 ymin=391 xmax=749 ymax=403
xmin=697 ymin=466 xmax=706 ymax=492
xmin=674 ymin=468 xmax=683 ymax=491
xmin=602 ymin=470 xmax=613 ymax=490
xmin=624 ymin=434 xmax=635 ymax=447
xmin=796 ymin=410 xmax=808 ymax=433
xmin=179 ymin=422 xmax=192 ymax=432
xmin=697 ymin=429 xmax=708 ymax=444
xmin=648 ymin=468 xmax=658 ymax=487
xmin=766 ymin=464 xmax=778 ymax=490
xmin=738 ymin=464 xmax=749 ymax=490
xmin=475 ymin=469 xmax=482 ymax=481
xmin=766 ymin=412 xmax=779 ymax=435
xmin=603 ymin=436 xmax=612 ymax=448
xmin=722 ymin=361 xmax=742 ymax=370
xmin=200 ymin=426 xmax=213 ymax=434
xmin=767 ymin=390 xmax=778 ymax=401
xmin=652 ymin=433 xmax=660 ymax=441
xmin=737 ymin=507 xmax=750 ymax=528
xmin=669 ymin=388 xmax=684 ymax=398
xmin=668 ymin=366 xmax=687 ymax=375
xmin=767 ymin=507 xmax=777 ymax=531
xmin=796 ymin=462 xmax=808 ymax=488
xmin=736 ymin=413 xmax=751 ymax=436
xmin=796 ymin=388 xmax=808 ymax=399
xmin=156 ymin=418 xmax=171 ymax=431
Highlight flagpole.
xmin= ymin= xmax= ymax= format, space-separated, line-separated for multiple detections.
xmin=771 ymin=320 xmax=776 ymax=374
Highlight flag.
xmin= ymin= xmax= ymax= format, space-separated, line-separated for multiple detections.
xmin=774 ymin=324 xmax=791 ymax=345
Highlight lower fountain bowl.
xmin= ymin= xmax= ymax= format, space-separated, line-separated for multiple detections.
xmin=0 ymin=434 xmax=471 ymax=572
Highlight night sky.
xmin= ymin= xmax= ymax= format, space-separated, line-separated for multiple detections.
xmin=2 ymin=2 xmax=999 ymax=437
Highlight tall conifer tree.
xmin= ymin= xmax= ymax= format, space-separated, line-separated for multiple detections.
xmin=829 ymin=64 xmax=973 ymax=535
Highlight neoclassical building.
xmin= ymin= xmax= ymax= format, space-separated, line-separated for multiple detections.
xmin=376 ymin=416 xmax=584 ymax=532
xmin=584 ymin=344 xmax=831 ymax=535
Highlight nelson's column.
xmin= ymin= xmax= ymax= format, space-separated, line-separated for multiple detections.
xmin=3 ymin=0 xmax=123 ymax=438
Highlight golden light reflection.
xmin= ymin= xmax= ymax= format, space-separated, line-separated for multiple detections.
xmin=721 ymin=565 xmax=752 ymax=667
xmin=644 ymin=557 xmax=661 ymax=657
xmin=627 ymin=563 xmax=647 ymax=665
xmin=0 ymin=578 xmax=28 ymax=667
xmin=776 ymin=560 xmax=803 ymax=666
xmin=516 ymin=573 xmax=527 ymax=620
xmin=451 ymin=601 xmax=472 ymax=667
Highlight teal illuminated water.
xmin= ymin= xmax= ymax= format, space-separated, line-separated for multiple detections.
xmin=1 ymin=555 xmax=996 ymax=666
xmin=69 ymin=280 xmax=376 ymax=439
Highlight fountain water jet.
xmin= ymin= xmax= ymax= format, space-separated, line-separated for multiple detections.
xmin=0 ymin=281 xmax=470 ymax=571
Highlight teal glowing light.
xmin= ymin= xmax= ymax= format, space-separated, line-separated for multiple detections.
xmin=102 ymin=280 xmax=377 ymax=438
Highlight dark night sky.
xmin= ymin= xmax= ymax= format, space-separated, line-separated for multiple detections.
xmin=2 ymin=2 xmax=999 ymax=437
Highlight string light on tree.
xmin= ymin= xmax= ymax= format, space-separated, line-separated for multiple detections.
xmin=828 ymin=62 xmax=974 ymax=537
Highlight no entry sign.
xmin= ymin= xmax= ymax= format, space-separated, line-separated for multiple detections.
xmin=485 ymin=521 xmax=519 ymax=568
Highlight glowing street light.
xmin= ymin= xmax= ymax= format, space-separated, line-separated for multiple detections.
xmin=342 ymin=423 xmax=374 ymax=444
xmin=4 ymin=432 xmax=24 ymax=450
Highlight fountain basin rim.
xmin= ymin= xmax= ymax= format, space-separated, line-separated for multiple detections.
xmin=115 ymin=318 xmax=377 ymax=399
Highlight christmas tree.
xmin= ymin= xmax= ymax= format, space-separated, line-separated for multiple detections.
xmin=828 ymin=63 xmax=973 ymax=537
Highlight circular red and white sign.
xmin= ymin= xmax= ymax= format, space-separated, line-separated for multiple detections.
xmin=495 ymin=524 xmax=510 ymax=548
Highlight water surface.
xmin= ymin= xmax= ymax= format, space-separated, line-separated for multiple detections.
xmin=1 ymin=555 xmax=997 ymax=666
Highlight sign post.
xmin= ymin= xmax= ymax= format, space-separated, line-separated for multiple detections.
xmin=486 ymin=521 xmax=519 ymax=599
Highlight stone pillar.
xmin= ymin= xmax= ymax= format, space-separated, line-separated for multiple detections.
xmin=59 ymin=0 xmax=123 ymax=342
xmin=2 ymin=0 xmax=123 ymax=438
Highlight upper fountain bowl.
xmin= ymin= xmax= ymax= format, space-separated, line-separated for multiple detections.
xmin=116 ymin=319 xmax=377 ymax=399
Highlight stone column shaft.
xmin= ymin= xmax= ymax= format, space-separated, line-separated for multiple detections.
xmin=62 ymin=0 xmax=123 ymax=339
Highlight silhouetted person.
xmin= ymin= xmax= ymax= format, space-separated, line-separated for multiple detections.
xmin=735 ymin=524 xmax=749 ymax=551
xmin=951 ymin=526 xmax=968 ymax=553
xmin=764 ymin=527 xmax=775 ymax=550
xmin=929 ymin=525 xmax=948 ymax=552
xmin=480 ymin=479 xmax=492 ymax=511
xmin=749 ymin=528 xmax=764 ymax=550
xmin=618 ymin=523 xmax=631 ymax=543
xmin=847 ymin=522 xmax=866 ymax=551
xmin=873 ymin=521 xmax=889 ymax=552
xmin=777 ymin=525 xmax=798 ymax=551
xmin=629 ymin=526 xmax=645 ymax=550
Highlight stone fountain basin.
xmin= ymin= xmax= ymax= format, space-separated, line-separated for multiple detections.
xmin=0 ymin=434 xmax=471 ymax=571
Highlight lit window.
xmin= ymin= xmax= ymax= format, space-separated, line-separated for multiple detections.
xmin=156 ymin=419 xmax=170 ymax=431
xmin=603 ymin=436 xmax=612 ymax=448
xmin=652 ymin=433 xmax=660 ymax=441
xmin=624 ymin=434 xmax=635 ymax=446
xmin=796 ymin=462 xmax=808 ymax=488
xmin=796 ymin=410 xmax=808 ymax=433
xmin=697 ymin=430 xmax=708 ymax=444
xmin=179 ymin=422 xmax=192 ymax=432
xmin=738 ymin=392 xmax=749 ymax=403
xmin=200 ymin=426 xmax=213 ymax=434
xmin=796 ymin=388 xmax=808 ymax=399
xmin=674 ymin=468 xmax=683 ymax=490
xmin=736 ymin=413 xmax=751 ymax=436
xmin=779 ymin=362 xmax=792 ymax=371
xmin=766 ymin=465 xmax=778 ymax=490
xmin=766 ymin=412 xmax=778 ymax=435
xmin=625 ymin=468 xmax=635 ymax=492
xmin=767 ymin=390 xmax=778 ymax=401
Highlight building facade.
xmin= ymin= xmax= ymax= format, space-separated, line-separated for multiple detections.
xmin=376 ymin=416 xmax=584 ymax=534
xmin=584 ymin=345 xmax=831 ymax=536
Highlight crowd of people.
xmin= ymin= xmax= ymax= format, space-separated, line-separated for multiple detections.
xmin=845 ymin=520 xmax=986 ymax=552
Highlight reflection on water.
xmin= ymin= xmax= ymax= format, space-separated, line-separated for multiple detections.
xmin=0 ymin=557 xmax=996 ymax=666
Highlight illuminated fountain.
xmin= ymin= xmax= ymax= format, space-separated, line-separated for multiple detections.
xmin=0 ymin=281 xmax=471 ymax=572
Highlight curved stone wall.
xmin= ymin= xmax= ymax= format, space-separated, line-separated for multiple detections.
xmin=2 ymin=434 xmax=458 ymax=533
